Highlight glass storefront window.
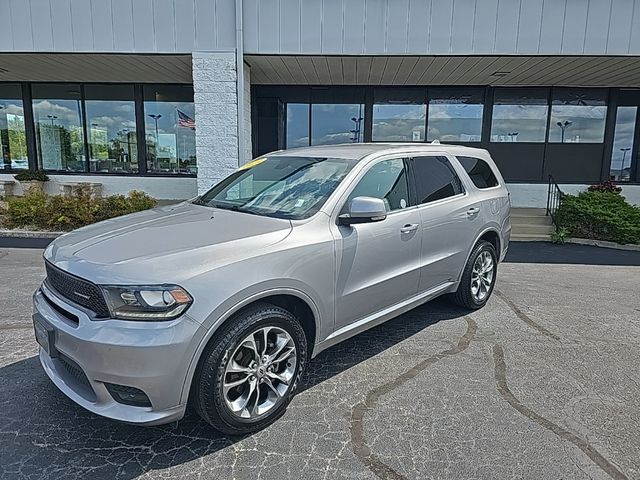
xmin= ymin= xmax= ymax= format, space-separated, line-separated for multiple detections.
xmin=0 ymin=85 xmax=28 ymax=170
xmin=549 ymin=89 xmax=607 ymax=143
xmin=373 ymin=89 xmax=426 ymax=142
xmin=609 ymin=106 xmax=637 ymax=181
xmin=491 ymin=89 xmax=549 ymax=142
xmin=311 ymin=104 xmax=365 ymax=145
xmin=286 ymin=103 xmax=310 ymax=148
xmin=427 ymin=89 xmax=483 ymax=142
xmin=144 ymin=85 xmax=196 ymax=174
xmin=85 ymin=85 xmax=138 ymax=174
xmin=32 ymin=84 xmax=86 ymax=172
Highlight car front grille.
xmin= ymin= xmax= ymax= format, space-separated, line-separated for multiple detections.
xmin=45 ymin=261 xmax=110 ymax=318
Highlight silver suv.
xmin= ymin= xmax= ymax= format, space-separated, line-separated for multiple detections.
xmin=33 ymin=143 xmax=510 ymax=434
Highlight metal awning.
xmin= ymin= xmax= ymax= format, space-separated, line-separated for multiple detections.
xmin=245 ymin=55 xmax=640 ymax=87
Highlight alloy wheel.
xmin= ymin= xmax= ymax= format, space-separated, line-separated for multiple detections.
xmin=471 ymin=250 xmax=494 ymax=302
xmin=222 ymin=326 xmax=297 ymax=419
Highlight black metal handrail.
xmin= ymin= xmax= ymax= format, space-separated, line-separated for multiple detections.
xmin=546 ymin=174 xmax=564 ymax=227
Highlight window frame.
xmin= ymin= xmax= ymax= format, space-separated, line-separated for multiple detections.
xmin=0 ymin=83 xmax=31 ymax=172
xmin=337 ymin=156 xmax=415 ymax=218
xmin=408 ymin=154 xmax=467 ymax=207
xmin=0 ymin=81 xmax=197 ymax=178
xmin=455 ymin=155 xmax=501 ymax=190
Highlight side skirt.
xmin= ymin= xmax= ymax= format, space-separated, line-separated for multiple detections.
xmin=312 ymin=281 xmax=456 ymax=358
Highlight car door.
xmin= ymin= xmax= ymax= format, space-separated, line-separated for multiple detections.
xmin=332 ymin=157 xmax=422 ymax=330
xmin=410 ymin=154 xmax=481 ymax=292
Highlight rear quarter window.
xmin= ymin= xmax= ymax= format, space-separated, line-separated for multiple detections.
xmin=457 ymin=156 xmax=499 ymax=189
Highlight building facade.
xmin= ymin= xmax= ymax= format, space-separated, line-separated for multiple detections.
xmin=1 ymin=0 xmax=640 ymax=206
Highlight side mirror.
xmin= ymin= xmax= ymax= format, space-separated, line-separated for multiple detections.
xmin=339 ymin=196 xmax=387 ymax=225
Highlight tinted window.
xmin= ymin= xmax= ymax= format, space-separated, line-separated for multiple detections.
xmin=412 ymin=156 xmax=464 ymax=204
xmin=491 ymin=88 xmax=549 ymax=142
xmin=457 ymin=156 xmax=499 ymax=189
xmin=345 ymin=158 xmax=410 ymax=213
xmin=32 ymin=84 xmax=86 ymax=172
xmin=548 ymin=88 xmax=607 ymax=143
xmin=427 ymin=89 xmax=484 ymax=142
xmin=143 ymin=85 xmax=196 ymax=174
xmin=0 ymin=84 xmax=27 ymax=171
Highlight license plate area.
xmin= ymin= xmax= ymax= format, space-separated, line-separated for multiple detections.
xmin=33 ymin=314 xmax=58 ymax=358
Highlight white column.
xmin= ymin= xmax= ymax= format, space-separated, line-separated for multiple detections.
xmin=193 ymin=51 xmax=239 ymax=195
xmin=243 ymin=63 xmax=253 ymax=163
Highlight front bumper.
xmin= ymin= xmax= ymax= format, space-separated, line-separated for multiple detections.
xmin=33 ymin=283 xmax=205 ymax=426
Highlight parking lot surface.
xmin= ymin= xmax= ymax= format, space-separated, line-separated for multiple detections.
xmin=1 ymin=243 xmax=640 ymax=480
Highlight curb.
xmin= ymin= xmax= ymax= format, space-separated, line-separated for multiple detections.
xmin=0 ymin=229 xmax=63 ymax=239
xmin=566 ymin=237 xmax=640 ymax=252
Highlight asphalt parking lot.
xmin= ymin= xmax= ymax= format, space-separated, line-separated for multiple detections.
xmin=1 ymin=243 xmax=640 ymax=480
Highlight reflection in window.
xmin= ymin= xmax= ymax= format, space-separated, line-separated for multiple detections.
xmin=345 ymin=158 xmax=409 ymax=212
xmin=32 ymin=84 xmax=86 ymax=172
xmin=373 ymin=104 xmax=426 ymax=142
xmin=549 ymin=89 xmax=607 ymax=143
xmin=144 ymin=85 xmax=196 ymax=174
xmin=311 ymin=104 xmax=365 ymax=145
xmin=610 ymin=106 xmax=637 ymax=182
xmin=0 ymin=85 xmax=28 ymax=171
xmin=85 ymin=85 xmax=138 ymax=174
xmin=491 ymin=89 xmax=548 ymax=142
xmin=286 ymin=103 xmax=309 ymax=148
xmin=427 ymin=91 xmax=483 ymax=142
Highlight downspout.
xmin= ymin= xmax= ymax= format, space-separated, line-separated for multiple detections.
xmin=235 ymin=0 xmax=245 ymax=167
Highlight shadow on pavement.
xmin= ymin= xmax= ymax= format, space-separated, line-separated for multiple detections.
xmin=0 ymin=298 xmax=466 ymax=479
xmin=505 ymin=241 xmax=640 ymax=266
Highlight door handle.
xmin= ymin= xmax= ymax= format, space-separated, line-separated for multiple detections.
xmin=400 ymin=223 xmax=419 ymax=233
xmin=467 ymin=207 xmax=480 ymax=216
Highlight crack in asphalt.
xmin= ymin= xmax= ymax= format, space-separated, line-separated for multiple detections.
xmin=350 ymin=316 xmax=477 ymax=480
xmin=494 ymin=288 xmax=560 ymax=340
xmin=492 ymin=344 xmax=628 ymax=480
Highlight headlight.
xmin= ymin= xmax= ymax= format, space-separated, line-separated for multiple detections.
xmin=101 ymin=285 xmax=193 ymax=321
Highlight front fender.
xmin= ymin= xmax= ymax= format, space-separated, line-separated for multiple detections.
xmin=178 ymin=283 xmax=323 ymax=406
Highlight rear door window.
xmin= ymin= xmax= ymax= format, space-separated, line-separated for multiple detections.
xmin=457 ymin=156 xmax=500 ymax=189
xmin=411 ymin=156 xmax=464 ymax=204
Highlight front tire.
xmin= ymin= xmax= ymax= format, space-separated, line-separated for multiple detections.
xmin=192 ymin=303 xmax=307 ymax=435
xmin=450 ymin=240 xmax=497 ymax=310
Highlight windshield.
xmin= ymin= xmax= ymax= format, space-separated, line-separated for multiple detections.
xmin=194 ymin=156 xmax=355 ymax=219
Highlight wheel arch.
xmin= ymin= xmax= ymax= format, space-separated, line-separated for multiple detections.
xmin=456 ymin=226 xmax=502 ymax=284
xmin=179 ymin=288 xmax=320 ymax=406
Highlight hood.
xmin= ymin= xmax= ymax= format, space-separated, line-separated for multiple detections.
xmin=45 ymin=202 xmax=292 ymax=284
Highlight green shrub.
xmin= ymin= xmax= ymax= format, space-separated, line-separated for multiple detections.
xmin=550 ymin=227 xmax=569 ymax=244
xmin=14 ymin=170 xmax=49 ymax=182
xmin=556 ymin=191 xmax=640 ymax=245
xmin=2 ymin=190 xmax=157 ymax=231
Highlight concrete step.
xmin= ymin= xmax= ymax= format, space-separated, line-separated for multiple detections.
xmin=511 ymin=207 xmax=548 ymax=217
xmin=510 ymin=215 xmax=553 ymax=226
xmin=511 ymin=224 xmax=555 ymax=235
xmin=511 ymin=233 xmax=551 ymax=242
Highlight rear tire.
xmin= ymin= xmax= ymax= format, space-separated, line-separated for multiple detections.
xmin=450 ymin=240 xmax=497 ymax=310
xmin=192 ymin=302 xmax=307 ymax=435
